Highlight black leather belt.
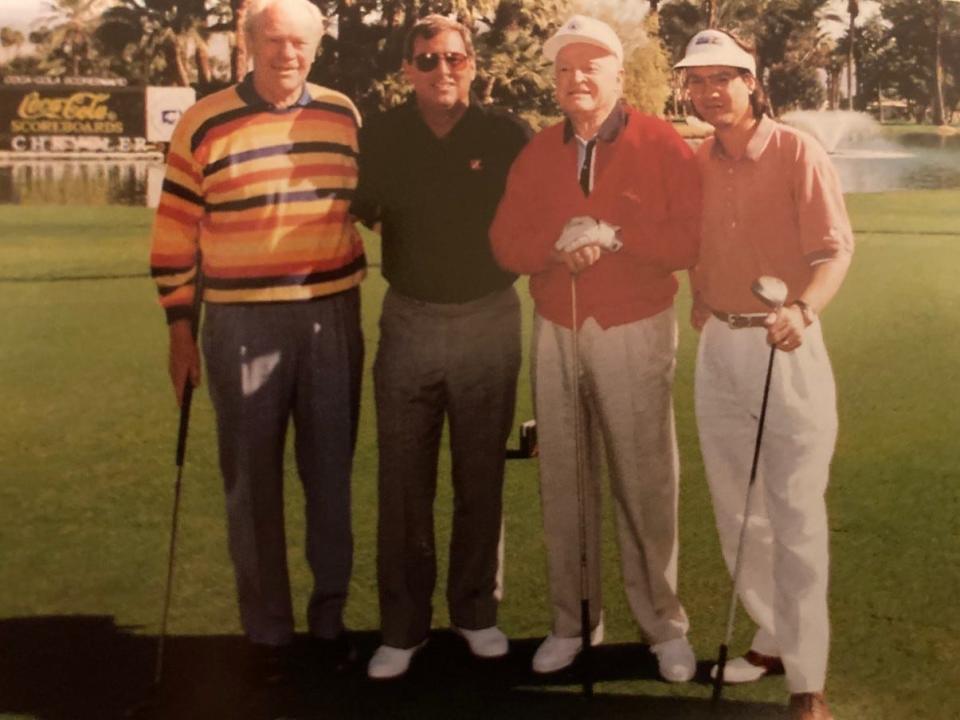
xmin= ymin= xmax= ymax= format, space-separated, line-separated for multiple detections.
xmin=712 ymin=310 xmax=769 ymax=328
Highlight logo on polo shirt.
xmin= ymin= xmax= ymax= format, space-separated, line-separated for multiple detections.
xmin=469 ymin=158 xmax=483 ymax=171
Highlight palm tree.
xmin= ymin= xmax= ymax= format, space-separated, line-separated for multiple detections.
xmin=846 ymin=0 xmax=858 ymax=109
xmin=35 ymin=0 xmax=104 ymax=76
xmin=931 ymin=0 xmax=955 ymax=125
xmin=98 ymin=0 xmax=231 ymax=86
xmin=231 ymin=0 xmax=250 ymax=82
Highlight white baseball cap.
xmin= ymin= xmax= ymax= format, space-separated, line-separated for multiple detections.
xmin=673 ymin=29 xmax=756 ymax=76
xmin=544 ymin=15 xmax=624 ymax=64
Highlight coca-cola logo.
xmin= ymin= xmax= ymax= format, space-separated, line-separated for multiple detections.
xmin=16 ymin=91 xmax=119 ymax=122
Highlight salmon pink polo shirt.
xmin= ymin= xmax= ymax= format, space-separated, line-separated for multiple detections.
xmin=694 ymin=116 xmax=854 ymax=314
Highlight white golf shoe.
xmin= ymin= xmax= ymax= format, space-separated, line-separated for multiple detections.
xmin=651 ymin=637 xmax=697 ymax=683
xmin=367 ymin=640 xmax=427 ymax=680
xmin=454 ymin=625 xmax=509 ymax=658
xmin=710 ymin=650 xmax=784 ymax=684
xmin=531 ymin=618 xmax=604 ymax=674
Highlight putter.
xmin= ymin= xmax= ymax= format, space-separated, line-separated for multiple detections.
xmin=711 ymin=276 xmax=787 ymax=707
xmin=570 ymin=275 xmax=593 ymax=699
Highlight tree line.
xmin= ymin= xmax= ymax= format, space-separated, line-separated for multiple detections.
xmin=1 ymin=0 xmax=957 ymax=125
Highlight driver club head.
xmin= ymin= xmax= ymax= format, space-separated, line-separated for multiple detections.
xmin=751 ymin=276 xmax=788 ymax=309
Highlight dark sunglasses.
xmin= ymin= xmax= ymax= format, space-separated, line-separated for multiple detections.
xmin=412 ymin=52 xmax=469 ymax=72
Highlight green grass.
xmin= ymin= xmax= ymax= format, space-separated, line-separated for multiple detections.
xmin=877 ymin=121 xmax=960 ymax=137
xmin=0 ymin=193 xmax=958 ymax=719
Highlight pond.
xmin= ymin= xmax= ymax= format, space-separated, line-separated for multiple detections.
xmin=0 ymin=158 xmax=165 ymax=207
xmin=830 ymin=132 xmax=960 ymax=193
xmin=0 ymin=130 xmax=958 ymax=206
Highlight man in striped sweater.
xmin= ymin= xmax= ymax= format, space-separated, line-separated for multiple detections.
xmin=149 ymin=0 xmax=364 ymax=681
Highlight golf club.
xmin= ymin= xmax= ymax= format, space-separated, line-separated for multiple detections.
xmin=570 ymin=275 xmax=593 ymax=699
xmin=156 ymin=275 xmax=204 ymax=686
xmin=124 ymin=274 xmax=203 ymax=719
xmin=711 ymin=275 xmax=787 ymax=707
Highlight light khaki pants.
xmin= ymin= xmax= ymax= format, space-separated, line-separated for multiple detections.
xmin=532 ymin=307 xmax=690 ymax=643
xmin=695 ymin=317 xmax=836 ymax=693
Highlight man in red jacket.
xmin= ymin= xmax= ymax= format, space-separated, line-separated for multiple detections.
xmin=490 ymin=14 xmax=701 ymax=681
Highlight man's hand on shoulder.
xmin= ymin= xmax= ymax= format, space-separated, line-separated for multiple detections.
xmin=169 ymin=319 xmax=201 ymax=407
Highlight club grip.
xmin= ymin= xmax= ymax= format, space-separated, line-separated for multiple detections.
xmin=174 ymin=266 xmax=203 ymax=468
xmin=175 ymin=383 xmax=194 ymax=466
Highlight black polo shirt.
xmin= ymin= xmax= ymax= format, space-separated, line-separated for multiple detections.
xmin=353 ymin=98 xmax=531 ymax=304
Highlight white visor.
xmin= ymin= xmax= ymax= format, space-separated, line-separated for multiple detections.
xmin=673 ymin=29 xmax=756 ymax=76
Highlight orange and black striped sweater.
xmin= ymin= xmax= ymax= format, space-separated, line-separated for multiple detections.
xmin=149 ymin=76 xmax=366 ymax=323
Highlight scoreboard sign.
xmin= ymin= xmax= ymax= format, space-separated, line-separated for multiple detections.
xmin=0 ymin=77 xmax=195 ymax=153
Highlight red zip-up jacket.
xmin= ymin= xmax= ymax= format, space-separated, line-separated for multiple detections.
xmin=490 ymin=104 xmax=701 ymax=329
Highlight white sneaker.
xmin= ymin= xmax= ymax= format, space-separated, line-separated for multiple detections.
xmin=651 ymin=637 xmax=696 ymax=683
xmin=453 ymin=625 xmax=509 ymax=658
xmin=367 ymin=640 xmax=427 ymax=680
xmin=531 ymin=619 xmax=604 ymax=674
xmin=709 ymin=651 xmax=784 ymax=684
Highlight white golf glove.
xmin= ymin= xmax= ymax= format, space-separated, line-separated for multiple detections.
xmin=554 ymin=216 xmax=622 ymax=253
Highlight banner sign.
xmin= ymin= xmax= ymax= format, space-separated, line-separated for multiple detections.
xmin=0 ymin=81 xmax=194 ymax=153
xmin=145 ymin=86 xmax=196 ymax=143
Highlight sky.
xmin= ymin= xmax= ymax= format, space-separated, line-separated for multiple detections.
xmin=0 ymin=0 xmax=48 ymax=33
xmin=0 ymin=0 xmax=883 ymax=37
xmin=0 ymin=0 xmax=113 ymax=33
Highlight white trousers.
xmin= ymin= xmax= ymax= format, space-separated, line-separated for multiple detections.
xmin=532 ymin=308 xmax=690 ymax=643
xmin=695 ymin=316 xmax=837 ymax=693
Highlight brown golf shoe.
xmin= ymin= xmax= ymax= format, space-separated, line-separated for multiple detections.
xmin=788 ymin=692 xmax=834 ymax=720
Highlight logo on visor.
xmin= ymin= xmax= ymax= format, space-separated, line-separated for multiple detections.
xmin=695 ymin=34 xmax=725 ymax=46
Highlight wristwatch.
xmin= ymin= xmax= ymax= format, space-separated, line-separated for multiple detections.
xmin=792 ymin=299 xmax=816 ymax=327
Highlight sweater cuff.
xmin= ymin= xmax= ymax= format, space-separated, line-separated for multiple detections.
xmin=165 ymin=304 xmax=196 ymax=325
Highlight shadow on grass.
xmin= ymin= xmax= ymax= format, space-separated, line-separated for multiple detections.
xmin=0 ymin=616 xmax=787 ymax=720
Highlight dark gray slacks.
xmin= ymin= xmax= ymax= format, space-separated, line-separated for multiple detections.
xmin=374 ymin=286 xmax=521 ymax=649
xmin=202 ymin=289 xmax=363 ymax=646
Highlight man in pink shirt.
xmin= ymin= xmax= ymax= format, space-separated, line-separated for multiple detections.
xmin=491 ymin=15 xmax=700 ymax=682
xmin=675 ymin=29 xmax=854 ymax=720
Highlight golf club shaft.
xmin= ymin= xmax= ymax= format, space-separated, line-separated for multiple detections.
xmin=154 ymin=272 xmax=203 ymax=687
xmin=712 ymin=342 xmax=777 ymax=706
xmin=154 ymin=382 xmax=194 ymax=685
xmin=570 ymin=276 xmax=593 ymax=699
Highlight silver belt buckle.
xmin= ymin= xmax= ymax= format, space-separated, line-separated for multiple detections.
xmin=728 ymin=314 xmax=748 ymax=329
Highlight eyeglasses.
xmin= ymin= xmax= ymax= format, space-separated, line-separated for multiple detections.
xmin=412 ymin=52 xmax=469 ymax=72
xmin=685 ymin=71 xmax=744 ymax=93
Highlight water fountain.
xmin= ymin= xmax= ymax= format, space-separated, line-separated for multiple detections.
xmin=779 ymin=110 xmax=960 ymax=192
xmin=780 ymin=110 xmax=889 ymax=154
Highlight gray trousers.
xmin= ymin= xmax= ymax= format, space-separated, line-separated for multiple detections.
xmin=374 ymin=286 xmax=521 ymax=648
xmin=202 ymin=289 xmax=363 ymax=646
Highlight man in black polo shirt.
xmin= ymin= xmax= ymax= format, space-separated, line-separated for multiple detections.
xmin=352 ymin=14 xmax=530 ymax=679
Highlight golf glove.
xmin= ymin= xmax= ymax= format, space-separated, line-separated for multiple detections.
xmin=555 ymin=216 xmax=622 ymax=253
